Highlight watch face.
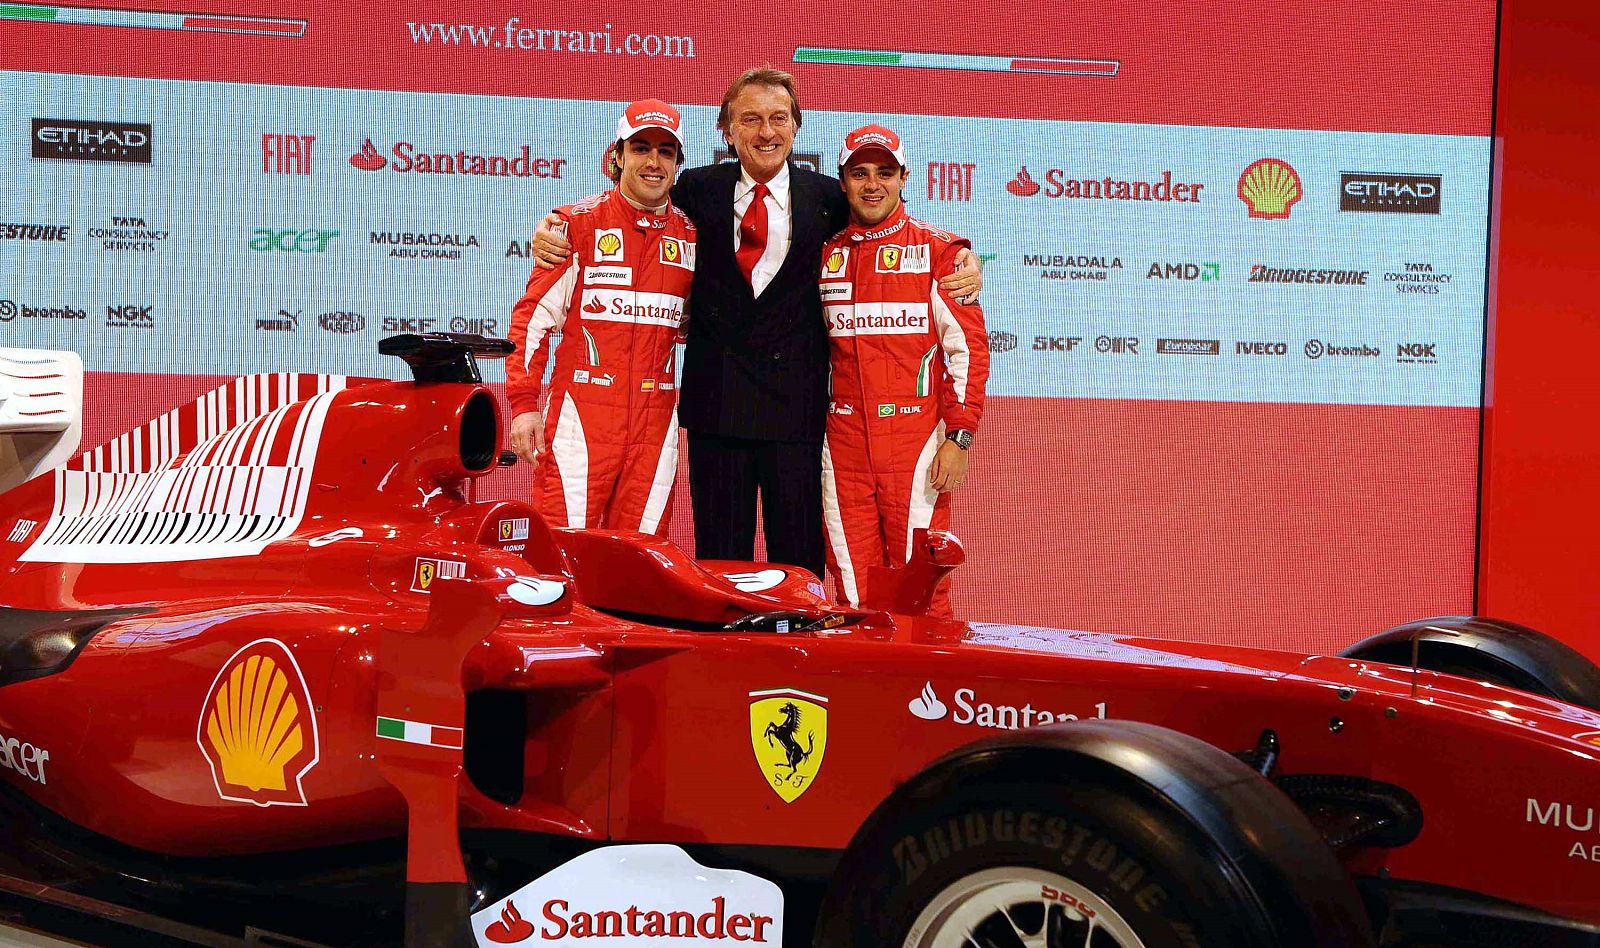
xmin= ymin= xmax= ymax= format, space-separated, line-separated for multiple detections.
xmin=949 ymin=430 xmax=973 ymax=449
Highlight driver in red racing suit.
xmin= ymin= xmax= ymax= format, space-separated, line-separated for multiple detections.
xmin=506 ymin=99 xmax=696 ymax=534
xmin=819 ymin=125 xmax=988 ymax=617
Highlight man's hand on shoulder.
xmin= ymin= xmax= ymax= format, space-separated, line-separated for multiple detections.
xmin=530 ymin=212 xmax=572 ymax=271
xmin=941 ymin=248 xmax=983 ymax=304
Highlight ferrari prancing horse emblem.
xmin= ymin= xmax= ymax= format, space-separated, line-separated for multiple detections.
xmin=748 ymin=687 xmax=828 ymax=803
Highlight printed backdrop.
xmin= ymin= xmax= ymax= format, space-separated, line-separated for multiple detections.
xmin=0 ymin=1 xmax=1495 ymax=650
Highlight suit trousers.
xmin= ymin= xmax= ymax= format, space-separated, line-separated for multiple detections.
xmin=687 ymin=431 xmax=826 ymax=580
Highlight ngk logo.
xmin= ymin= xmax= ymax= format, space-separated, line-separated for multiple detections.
xmin=1395 ymin=342 xmax=1438 ymax=365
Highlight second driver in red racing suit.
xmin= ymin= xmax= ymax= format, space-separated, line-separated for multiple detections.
xmin=819 ymin=124 xmax=989 ymax=617
xmin=507 ymin=99 xmax=696 ymax=534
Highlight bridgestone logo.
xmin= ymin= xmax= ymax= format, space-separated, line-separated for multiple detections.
xmin=1 ymin=223 xmax=69 ymax=241
xmin=1248 ymin=266 xmax=1369 ymax=285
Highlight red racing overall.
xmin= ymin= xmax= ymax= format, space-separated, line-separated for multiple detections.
xmin=507 ymin=188 xmax=696 ymax=534
xmin=818 ymin=204 xmax=988 ymax=616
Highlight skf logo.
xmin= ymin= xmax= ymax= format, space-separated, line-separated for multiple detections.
xmin=498 ymin=518 xmax=530 ymax=542
xmin=823 ymin=247 xmax=849 ymax=276
xmin=1145 ymin=262 xmax=1220 ymax=281
xmin=262 ymin=133 xmax=313 ymax=175
xmin=411 ymin=556 xmax=467 ymax=592
xmin=927 ymin=161 xmax=975 ymax=201
xmin=1238 ymin=158 xmax=1302 ymax=219
xmin=1033 ymin=336 xmax=1082 ymax=351
xmin=594 ymin=228 xmax=624 ymax=262
xmin=382 ymin=316 xmax=436 ymax=333
xmin=876 ymin=244 xmax=929 ymax=273
xmin=659 ymin=236 xmax=694 ymax=269
xmin=749 ymin=688 xmax=828 ymax=803
xmin=249 ymin=228 xmax=338 ymax=253
xmin=198 ymin=639 xmax=319 ymax=807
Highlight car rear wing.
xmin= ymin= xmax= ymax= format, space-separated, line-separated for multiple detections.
xmin=0 ymin=348 xmax=83 ymax=495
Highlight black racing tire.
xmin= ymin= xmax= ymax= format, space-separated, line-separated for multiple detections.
xmin=1341 ymin=615 xmax=1600 ymax=710
xmin=815 ymin=720 xmax=1373 ymax=948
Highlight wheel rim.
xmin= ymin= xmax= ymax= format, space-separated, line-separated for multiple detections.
xmin=902 ymin=866 xmax=1148 ymax=948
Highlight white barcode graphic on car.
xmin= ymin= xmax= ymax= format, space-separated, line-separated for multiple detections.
xmin=20 ymin=373 xmax=346 ymax=564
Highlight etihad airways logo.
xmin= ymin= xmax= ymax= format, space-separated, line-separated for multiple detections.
xmin=826 ymin=302 xmax=929 ymax=337
xmin=577 ymin=290 xmax=685 ymax=327
xmin=908 ymin=682 xmax=1107 ymax=729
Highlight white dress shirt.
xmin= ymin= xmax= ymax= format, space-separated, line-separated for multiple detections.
xmin=732 ymin=162 xmax=792 ymax=297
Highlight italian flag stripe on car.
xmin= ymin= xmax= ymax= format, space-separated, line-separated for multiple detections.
xmin=375 ymin=716 xmax=464 ymax=749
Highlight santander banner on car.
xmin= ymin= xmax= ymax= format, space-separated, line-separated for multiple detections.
xmin=470 ymin=845 xmax=784 ymax=946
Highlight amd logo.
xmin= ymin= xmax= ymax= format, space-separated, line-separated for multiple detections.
xmin=1145 ymin=262 xmax=1219 ymax=281
xmin=1236 ymin=341 xmax=1288 ymax=355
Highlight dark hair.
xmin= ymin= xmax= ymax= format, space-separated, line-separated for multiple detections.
xmin=716 ymin=65 xmax=803 ymax=133
xmin=604 ymin=139 xmax=685 ymax=183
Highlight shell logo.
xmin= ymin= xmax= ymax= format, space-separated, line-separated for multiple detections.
xmin=197 ymin=639 xmax=319 ymax=807
xmin=824 ymin=248 xmax=847 ymax=275
xmin=597 ymin=232 xmax=622 ymax=256
xmin=1238 ymin=158 xmax=1302 ymax=220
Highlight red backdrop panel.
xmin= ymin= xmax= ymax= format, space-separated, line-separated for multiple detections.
xmin=1479 ymin=2 xmax=1600 ymax=660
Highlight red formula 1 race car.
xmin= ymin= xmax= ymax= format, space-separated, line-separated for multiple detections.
xmin=1 ymin=335 xmax=1598 ymax=948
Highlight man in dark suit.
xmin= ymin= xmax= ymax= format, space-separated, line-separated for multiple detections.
xmin=531 ymin=67 xmax=982 ymax=579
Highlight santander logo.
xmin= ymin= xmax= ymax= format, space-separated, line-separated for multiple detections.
xmin=583 ymin=298 xmax=607 ymax=314
xmin=469 ymin=845 xmax=784 ymax=946
xmin=1006 ymin=167 xmax=1041 ymax=197
xmin=484 ymin=900 xmax=535 ymax=943
xmin=908 ymin=681 xmax=948 ymax=720
xmin=350 ymin=139 xmax=387 ymax=171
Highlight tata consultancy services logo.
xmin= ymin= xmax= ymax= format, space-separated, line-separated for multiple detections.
xmin=1238 ymin=158 xmax=1302 ymax=219
xmin=749 ymin=687 xmax=827 ymax=804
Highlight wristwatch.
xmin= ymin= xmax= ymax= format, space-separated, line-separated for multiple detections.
xmin=946 ymin=429 xmax=974 ymax=450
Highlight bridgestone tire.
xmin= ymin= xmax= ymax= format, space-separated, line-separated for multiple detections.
xmin=816 ymin=720 xmax=1374 ymax=948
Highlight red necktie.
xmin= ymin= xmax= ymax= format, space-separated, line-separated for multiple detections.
xmin=736 ymin=182 xmax=770 ymax=286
